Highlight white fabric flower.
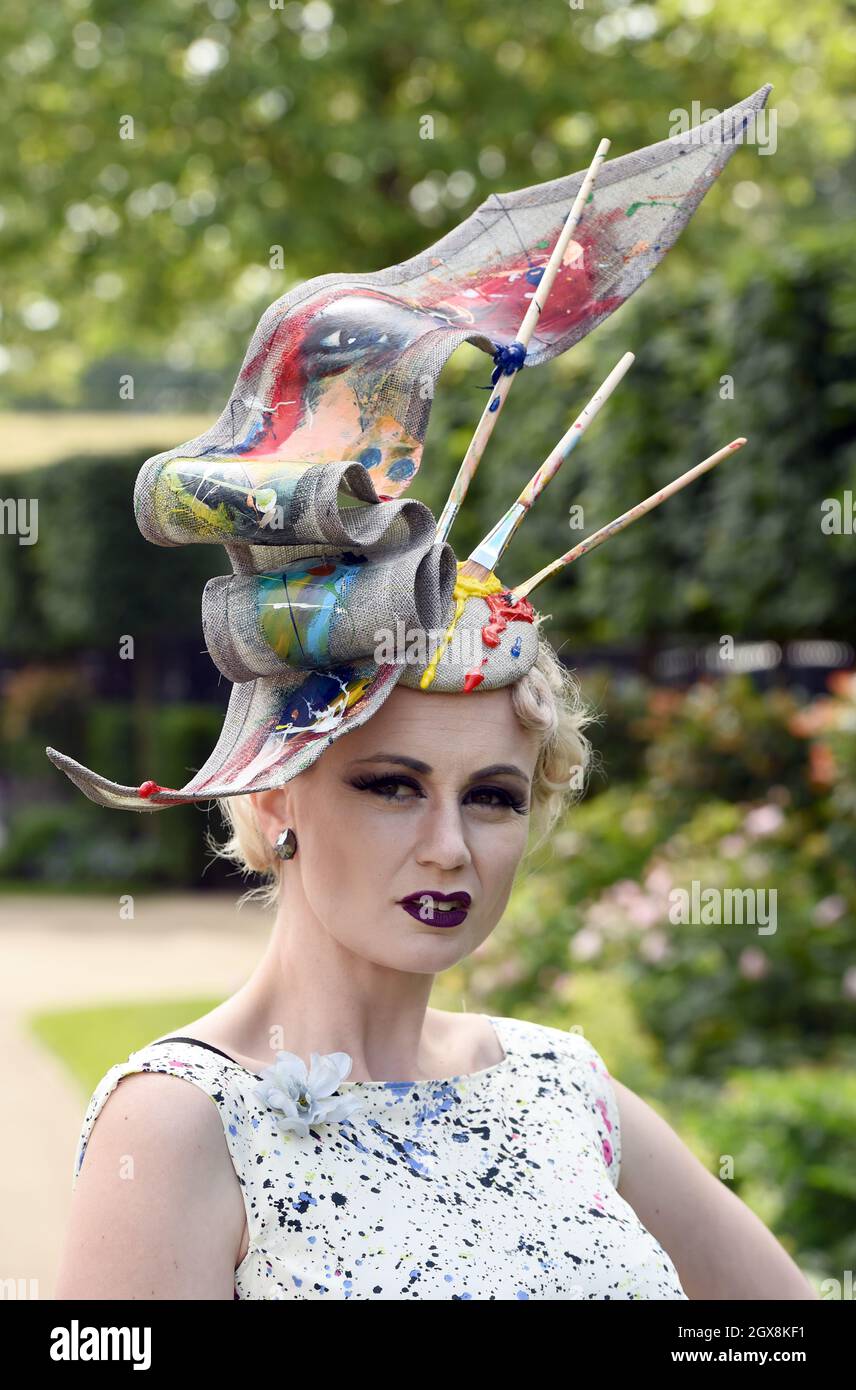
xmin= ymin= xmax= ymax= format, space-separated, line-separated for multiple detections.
xmin=253 ymin=1049 xmax=365 ymax=1138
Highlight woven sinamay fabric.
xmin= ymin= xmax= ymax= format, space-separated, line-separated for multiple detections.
xmin=45 ymin=85 xmax=771 ymax=812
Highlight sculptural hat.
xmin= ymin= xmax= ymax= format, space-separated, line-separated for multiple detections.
xmin=46 ymin=85 xmax=771 ymax=812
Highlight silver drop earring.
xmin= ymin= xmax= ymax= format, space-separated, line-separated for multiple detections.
xmin=273 ymin=827 xmax=298 ymax=860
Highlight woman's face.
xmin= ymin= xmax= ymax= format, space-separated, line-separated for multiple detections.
xmin=253 ymin=684 xmax=541 ymax=972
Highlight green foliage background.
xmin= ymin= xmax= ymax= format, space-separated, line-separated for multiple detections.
xmin=3 ymin=0 xmax=855 ymax=642
xmin=2 ymin=0 xmax=854 ymax=1294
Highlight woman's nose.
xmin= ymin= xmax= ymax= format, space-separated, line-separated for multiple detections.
xmin=413 ymin=801 xmax=472 ymax=871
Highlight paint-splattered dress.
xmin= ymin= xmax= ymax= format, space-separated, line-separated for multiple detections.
xmin=72 ymin=1014 xmax=688 ymax=1300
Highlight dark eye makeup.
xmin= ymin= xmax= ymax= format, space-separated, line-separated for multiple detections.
xmin=348 ymin=772 xmax=529 ymax=815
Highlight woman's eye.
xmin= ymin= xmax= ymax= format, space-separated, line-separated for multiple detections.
xmin=351 ymin=775 xmax=421 ymax=801
xmin=467 ymin=787 xmax=528 ymax=812
xmin=375 ymin=778 xmax=417 ymax=800
xmin=349 ymin=776 xmax=528 ymax=813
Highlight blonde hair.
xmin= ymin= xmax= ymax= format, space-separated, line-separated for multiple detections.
xmin=206 ymin=631 xmax=592 ymax=913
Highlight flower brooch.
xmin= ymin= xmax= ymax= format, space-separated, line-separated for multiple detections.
xmin=253 ymin=1049 xmax=365 ymax=1139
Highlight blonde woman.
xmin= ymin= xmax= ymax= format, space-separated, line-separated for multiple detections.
xmin=55 ymin=639 xmax=814 ymax=1301
xmin=49 ymin=83 xmax=807 ymax=1298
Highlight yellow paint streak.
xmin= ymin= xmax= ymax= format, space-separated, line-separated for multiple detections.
xmin=419 ymin=563 xmax=504 ymax=690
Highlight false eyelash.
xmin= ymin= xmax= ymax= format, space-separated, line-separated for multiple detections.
xmin=348 ymin=773 xmax=529 ymax=814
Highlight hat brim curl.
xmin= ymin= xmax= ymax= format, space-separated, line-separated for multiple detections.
xmin=45 ymin=660 xmax=403 ymax=813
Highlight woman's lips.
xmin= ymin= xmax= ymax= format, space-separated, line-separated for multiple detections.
xmin=397 ymin=891 xmax=471 ymax=929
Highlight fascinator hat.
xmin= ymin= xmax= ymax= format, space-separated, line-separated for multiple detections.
xmin=46 ymin=86 xmax=771 ymax=812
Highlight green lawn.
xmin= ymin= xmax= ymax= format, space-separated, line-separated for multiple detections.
xmin=30 ymin=997 xmax=223 ymax=1095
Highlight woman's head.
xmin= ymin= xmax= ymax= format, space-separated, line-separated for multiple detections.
xmin=208 ymin=636 xmax=590 ymax=972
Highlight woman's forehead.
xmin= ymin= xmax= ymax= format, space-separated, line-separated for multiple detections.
xmin=324 ymin=685 xmax=538 ymax=769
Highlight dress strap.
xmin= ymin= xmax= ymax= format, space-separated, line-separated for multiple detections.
xmin=147 ymin=1035 xmax=263 ymax=1076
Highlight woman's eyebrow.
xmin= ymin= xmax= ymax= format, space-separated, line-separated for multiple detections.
xmin=349 ymin=753 xmax=530 ymax=783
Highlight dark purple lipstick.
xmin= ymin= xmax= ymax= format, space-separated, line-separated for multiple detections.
xmin=397 ymin=890 xmax=472 ymax=928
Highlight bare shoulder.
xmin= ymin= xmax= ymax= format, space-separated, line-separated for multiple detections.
xmin=56 ymin=1069 xmax=246 ymax=1300
xmin=610 ymin=1076 xmax=817 ymax=1301
xmin=431 ymin=1009 xmax=505 ymax=1071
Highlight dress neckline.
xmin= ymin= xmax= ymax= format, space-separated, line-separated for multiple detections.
xmin=338 ymin=1014 xmax=510 ymax=1089
xmin=147 ymin=1015 xmax=511 ymax=1089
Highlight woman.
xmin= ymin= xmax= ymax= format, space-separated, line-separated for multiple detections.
xmin=52 ymin=84 xmax=809 ymax=1297
xmin=55 ymin=637 xmax=815 ymax=1300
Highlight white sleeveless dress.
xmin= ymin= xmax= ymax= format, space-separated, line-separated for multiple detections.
xmin=72 ymin=1014 xmax=688 ymax=1300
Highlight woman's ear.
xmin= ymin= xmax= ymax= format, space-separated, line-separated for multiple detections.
xmin=250 ymin=788 xmax=294 ymax=845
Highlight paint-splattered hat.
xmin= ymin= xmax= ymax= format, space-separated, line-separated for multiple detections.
xmin=46 ymin=85 xmax=771 ymax=811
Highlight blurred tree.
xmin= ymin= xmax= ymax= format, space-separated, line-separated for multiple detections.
xmin=1 ymin=0 xmax=853 ymax=646
xmin=1 ymin=0 xmax=851 ymax=406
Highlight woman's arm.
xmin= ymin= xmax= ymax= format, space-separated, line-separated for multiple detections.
xmin=612 ymin=1078 xmax=818 ymax=1301
xmin=55 ymin=1072 xmax=247 ymax=1300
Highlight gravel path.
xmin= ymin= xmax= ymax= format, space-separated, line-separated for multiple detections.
xmin=0 ymin=891 xmax=271 ymax=1299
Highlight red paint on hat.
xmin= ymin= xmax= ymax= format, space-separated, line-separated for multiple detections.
xmin=138 ymin=780 xmax=168 ymax=798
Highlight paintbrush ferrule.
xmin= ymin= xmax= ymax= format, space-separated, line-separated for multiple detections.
xmin=466 ymin=502 xmax=528 ymax=573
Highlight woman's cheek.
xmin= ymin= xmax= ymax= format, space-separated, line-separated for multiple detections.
xmin=473 ymin=814 xmax=529 ymax=851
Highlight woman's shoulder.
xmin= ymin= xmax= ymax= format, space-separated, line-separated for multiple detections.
xmin=60 ymin=1039 xmax=255 ymax=1299
xmin=72 ymin=1037 xmax=261 ymax=1190
xmin=493 ymin=1012 xmax=615 ymax=1076
xmin=493 ymin=1014 xmax=622 ymax=1186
